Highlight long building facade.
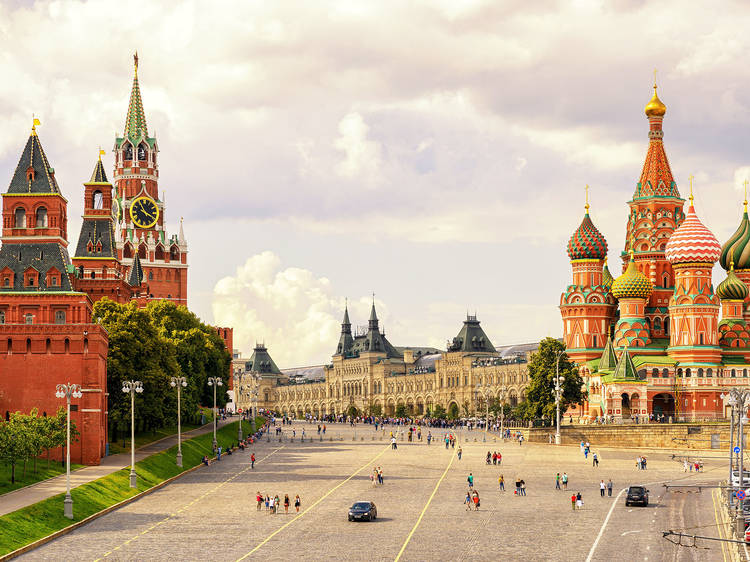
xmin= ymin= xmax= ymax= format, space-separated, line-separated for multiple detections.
xmin=248 ymin=303 xmax=533 ymax=418
xmin=561 ymin=84 xmax=750 ymax=421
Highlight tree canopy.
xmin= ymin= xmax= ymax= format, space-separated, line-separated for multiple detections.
xmin=93 ymin=299 xmax=231 ymax=439
xmin=519 ymin=337 xmax=585 ymax=420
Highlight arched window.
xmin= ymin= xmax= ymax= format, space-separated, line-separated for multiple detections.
xmin=652 ymin=368 xmax=659 ymax=378
xmin=26 ymin=338 xmax=31 ymax=353
xmin=686 ymin=368 xmax=691 ymax=377
xmin=707 ymin=368 xmax=713 ymax=377
xmin=148 ymin=271 xmax=154 ymax=281
xmin=677 ymin=368 xmax=683 ymax=377
xmin=0 ymin=311 xmax=4 ymax=324
xmin=54 ymin=310 xmax=65 ymax=324
xmin=137 ymin=143 xmax=147 ymax=161
xmin=123 ymin=244 xmax=133 ymax=259
xmin=698 ymin=368 xmax=704 ymax=377
xmin=46 ymin=338 xmax=51 ymax=353
xmin=138 ymin=244 xmax=147 ymax=259
xmin=124 ymin=143 xmax=133 ymax=160
xmin=732 ymin=369 xmax=737 ymax=378
xmin=92 ymin=191 xmax=103 ymax=210
xmin=35 ymin=207 xmax=47 ymax=227
xmin=14 ymin=207 xmax=25 ymax=228
xmin=654 ymin=317 xmax=662 ymax=332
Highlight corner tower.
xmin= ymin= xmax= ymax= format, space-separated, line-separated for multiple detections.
xmin=623 ymin=83 xmax=685 ymax=339
xmin=112 ymin=53 xmax=188 ymax=307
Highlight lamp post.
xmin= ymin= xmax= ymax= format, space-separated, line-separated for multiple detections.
xmin=722 ymin=392 xmax=736 ymax=508
xmin=207 ymin=377 xmax=223 ymax=450
xmin=497 ymin=388 xmax=507 ymax=440
xmin=553 ymin=351 xmax=565 ymax=445
xmin=121 ymin=380 xmax=144 ymax=488
xmin=251 ymin=374 xmax=262 ymax=432
xmin=722 ymin=389 xmax=750 ymax=537
xmin=234 ymin=368 xmax=245 ymax=442
xmin=475 ymin=383 xmax=491 ymax=442
xmin=55 ymin=383 xmax=82 ymax=519
xmin=170 ymin=376 xmax=187 ymax=467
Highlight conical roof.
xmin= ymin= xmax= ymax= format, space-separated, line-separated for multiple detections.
xmin=128 ymin=253 xmax=144 ymax=286
xmin=612 ymin=347 xmax=639 ymax=381
xmin=720 ymin=208 xmax=750 ymax=271
xmin=246 ymin=343 xmax=282 ymax=374
xmin=598 ymin=337 xmax=617 ymax=372
xmin=7 ymin=133 xmax=61 ymax=195
xmin=89 ymin=158 xmax=108 ymax=183
xmin=612 ymin=255 xmax=653 ymax=299
xmin=665 ymin=201 xmax=721 ymax=265
xmin=717 ymin=263 xmax=749 ymax=301
xmin=567 ymin=211 xmax=608 ymax=261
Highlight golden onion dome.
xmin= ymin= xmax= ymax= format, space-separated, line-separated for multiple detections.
xmin=644 ymin=85 xmax=666 ymax=117
xmin=612 ymin=255 xmax=653 ymax=300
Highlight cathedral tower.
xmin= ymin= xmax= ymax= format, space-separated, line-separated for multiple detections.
xmin=112 ymin=53 xmax=188 ymax=306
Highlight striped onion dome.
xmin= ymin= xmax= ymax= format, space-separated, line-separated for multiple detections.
xmin=567 ymin=211 xmax=608 ymax=261
xmin=665 ymin=202 xmax=721 ymax=264
xmin=612 ymin=255 xmax=653 ymax=299
xmin=717 ymin=263 xmax=749 ymax=301
xmin=720 ymin=209 xmax=750 ymax=271
xmin=602 ymin=258 xmax=614 ymax=290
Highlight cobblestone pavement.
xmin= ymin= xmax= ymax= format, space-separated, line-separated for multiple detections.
xmin=20 ymin=423 xmax=728 ymax=561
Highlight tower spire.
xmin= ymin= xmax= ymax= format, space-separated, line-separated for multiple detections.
xmin=584 ymin=184 xmax=590 ymax=213
xmin=123 ymin=53 xmax=148 ymax=143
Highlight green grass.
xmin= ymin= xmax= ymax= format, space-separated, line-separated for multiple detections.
xmin=107 ymin=422 xmax=203 ymax=455
xmin=0 ymin=418 xmax=264 ymax=556
xmin=0 ymin=462 xmax=85 ymax=496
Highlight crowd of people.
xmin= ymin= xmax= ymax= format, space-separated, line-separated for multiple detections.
xmin=256 ymin=492 xmax=301 ymax=515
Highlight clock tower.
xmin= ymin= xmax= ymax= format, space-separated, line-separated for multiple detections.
xmin=112 ymin=53 xmax=188 ymax=306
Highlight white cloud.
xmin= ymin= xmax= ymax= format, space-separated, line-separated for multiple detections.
xmin=334 ymin=112 xmax=382 ymax=182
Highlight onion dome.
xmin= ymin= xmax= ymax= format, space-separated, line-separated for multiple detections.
xmin=720 ymin=206 xmax=750 ymax=271
xmin=644 ymin=84 xmax=666 ymax=117
xmin=602 ymin=258 xmax=614 ymax=290
xmin=612 ymin=255 xmax=653 ymax=299
xmin=717 ymin=262 xmax=749 ymax=301
xmin=567 ymin=210 xmax=608 ymax=261
xmin=665 ymin=199 xmax=721 ymax=264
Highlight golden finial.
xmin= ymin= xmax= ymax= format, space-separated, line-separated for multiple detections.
xmin=31 ymin=114 xmax=40 ymax=136
xmin=744 ymin=180 xmax=748 ymax=213
xmin=731 ymin=248 xmax=736 ymax=272
xmin=133 ymin=51 xmax=139 ymax=76
xmin=653 ymin=68 xmax=658 ymax=89
xmin=584 ymin=184 xmax=590 ymax=213
xmin=688 ymin=175 xmax=694 ymax=205
xmin=98 ymin=146 xmax=105 ymax=161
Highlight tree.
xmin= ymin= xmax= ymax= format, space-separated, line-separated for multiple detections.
xmin=0 ymin=413 xmax=31 ymax=483
xmin=432 ymin=404 xmax=446 ymax=419
xmin=395 ymin=404 xmax=407 ymax=418
xmin=370 ymin=403 xmax=382 ymax=417
xmin=448 ymin=403 xmax=460 ymax=419
xmin=520 ymin=337 xmax=585 ymax=420
xmin=461 ymin=401 xmax=471 ymax=417
xmin=346 ymin=405 xmax=359 ymax=418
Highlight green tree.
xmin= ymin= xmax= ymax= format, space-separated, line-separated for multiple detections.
xmin=0 ymin=413 xmax=31 ymax=483
xmin=448 ymin=403 xmax=460 ymax=419
xmin=520 ymin=337 xmax=585 ymax=420
xmin=432 ymin=404 xmax=446 ymax=419
xmin=346 ymin=405 xmax=359 ymax=418
xmin=395 ymin=404 xmax=407 ymax=418
xmin=370 ymin=403 xmax=382 ymax=417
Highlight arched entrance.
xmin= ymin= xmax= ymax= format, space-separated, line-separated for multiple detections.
xmin=652 ymin=393 xmax=675 ymax=417
xmin=621 ymin=393 xmax=631 ymax=417
xmin=448 ymin=401 xmax=459 ymax=419
xmin=631 ymin=393 xmax=640 ymax=415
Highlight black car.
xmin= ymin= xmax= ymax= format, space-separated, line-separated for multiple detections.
xmin=625 ymin=486 xmax=649 ymax=507
xmin=348 ymin=501 xmax=377 ymax=521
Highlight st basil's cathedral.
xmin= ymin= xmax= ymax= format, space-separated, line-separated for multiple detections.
xmin=561 ymin=83 xmax=750 ymax=421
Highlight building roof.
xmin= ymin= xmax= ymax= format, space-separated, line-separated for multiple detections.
xmin=246 ymin=343 xmax=283 ymax=374
xmin=0 ymin=242 xmax=73 ymax=291
xmin=75 ymin=219 xmax=116 ymax=259
xmin=280 ymin=365 xmax=325 ymax=383
xmin=567 ymin=210 xmax=608 ymax=261
xmin=7 ymin=133 xmax=61 ymax=195
xmin=127 ymin=253 xmax=143 ymax=286
xmin=89 ymin=158 xmax=108 ymax=183
xmin=598 ymin=337 xmax=617 ymax=372
xmin=116 ymin=58 xmax=156 ymax=149
xmin=447 ymin=314 xmax=496 ymax=353
xmin=634 ymin=85 xmax=679 ymax=200
xmin=665 ymin=201 xmax=721 ymax=265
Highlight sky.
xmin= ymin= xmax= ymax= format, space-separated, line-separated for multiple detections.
xmin=3 ymin=0 xmax=750 ymax=367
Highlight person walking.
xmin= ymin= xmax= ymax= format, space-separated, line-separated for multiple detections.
xmin=378 ymin=467 xmax=384 ymax=484
xmin=472 ymin=490 xmax=480 ymax=511
xmin=520 ymin=479 xmax=526 ymax=496
xmin=391 ymin=436 xmax=398 ymax=450
xmin=295 ymin=494 xmax=301 ymax=513
xmin=555 ymin=473 xmax=561 ymax=490
xmin=269 ymin=495 xmax=275 ymax=514
xmin=284 ymin=494 xmax=290 ymax=514
xmin=256 ymin=492 xmax=263 ymax=511
xmin=571 ymin=493 xmax=577 ymax=511
xmin=498 ymin=452 xmax=502 ymax=465
xmin=465 ymin=491 xmax=473 ymax=511
xmin=593 ymin=452 xmax=599 ymax=467
xmin=427 ymin=432 xmax=432 ymax=445
xmin=562 ymin=472 xmax=568 ymax=490
xmin=576 ymin=491 xmax=583 ymax=510
xmin=264 ymin=495 xmax=270 ymax=511
xmin=600 ymin=480 xmax=605 ymax=497
xmin=457 ymin=446 xmax=463 ymax=460
xmin=251 ymin=453 xmax=255 ymax=469
xmin=607 ymin=479 xmax=613 ymax=497
xmin=467 ymin=473 xmax=474 ymax=489
xmin=515 ymin=478 xmax=521 ymax=495
xmin=499 ymin=474 xmax=505 ymax=491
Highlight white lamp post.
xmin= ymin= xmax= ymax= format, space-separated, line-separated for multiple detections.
xmin=170 ymin=377 xmax=187 ymax=467
xmin=207 ymin=377 xmax=223 ymax=449
xmin=234 ymin=368 xmax=245 ymax=442
xmin=553 ymin=351 xmax=565 ymax=445
xmin=475 ymin=383 xmax=491 ymax=442
xmin=55 ymin=383 xmax=83 ymax=519
xmin=121 ymin=380 xmax=144 ymax=488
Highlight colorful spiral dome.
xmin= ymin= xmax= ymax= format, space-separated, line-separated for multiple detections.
xmin=611 ymin=256 xmax=653 ymax=299
xmin=602 ymin=259 xmax=614 ymax=290
xmin=567 ymin=211 xmax=608 ymax=261
xmin=716 ymin=263 xmax=749 ymax=301
xmin=720 ymin=208 xmax=750 ymax=271
xmin=664 ymin=203 xmax=721 ymax=264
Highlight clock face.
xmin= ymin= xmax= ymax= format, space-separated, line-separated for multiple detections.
xmin=129 ymin=196 xmax=159 ymax=229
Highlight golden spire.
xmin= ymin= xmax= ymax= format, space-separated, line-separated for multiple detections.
xmin=31 ymin=114 xmax=40 ymax=136
xmin=133 ymin=51 xmax=139 ymax=76
xmin=644 ymin=71 xmax=667 ymax=117
xmin=98 ymin=146 xmax=105 ymax=161
xmin=688 ymin=175 xmax=694 ymax=205
xmin=731 ymin=248 xmax=735 ymax=272
xmin=584 ymin=184 xmax=590 ymax=213
xmin=744 ymin=179 xmax=748 ymax=213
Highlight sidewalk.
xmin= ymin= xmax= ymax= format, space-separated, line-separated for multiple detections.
xmin=0 ymin=417 xmax=237 ymax=517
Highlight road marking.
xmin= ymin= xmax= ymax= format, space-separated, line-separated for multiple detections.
xmin=621 ymin=530 xmax=641 ymax=536
xmin=236 ymin=444 xmax=390 ymax=561
xmin=394 ymin=451 xmax=455 ymax=562
xmin=92 ymin=446 xmax=284 ymax=562
xmin=585 ymin=487 xmax=626 ymax=562
xmin=712 ymin=488 xmax=729 ymax=562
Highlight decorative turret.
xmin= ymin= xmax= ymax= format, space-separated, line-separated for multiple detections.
xmin=644 ymin=84 xmax=666 ymax=118
xmin=612 ymin=252 xmax=653 ymax=348
xmin=567 ymin=208 xmax=608 ymax=261
xmin=720 ymin=199 xmax=750 ymax=271
xmin=612 ymin=253 xmax=653 ymax=300
xmin=336 ymin=302 xmax=354 ymax=356
xmin=665 ymin=195 xmax=721 ymax=265
xmin=717 ymin=262 xmax=749 ymax=302
xmin=602 ymin=258 xmax=614 ymax=290
xmin=718 ymin=261 xmax=750 ymax=351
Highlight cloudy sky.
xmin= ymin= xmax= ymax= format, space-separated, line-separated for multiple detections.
xmin=2 ymin=0 xmax=750 ymax=367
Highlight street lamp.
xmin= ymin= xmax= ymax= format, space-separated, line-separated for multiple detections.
xmin=251 ymin=374 xmax=262 ymax=432
xmin=551 ymin=351 xmax=566 ymax=445
xmin=207 ymin=377 xmax=223 ymax=450
xmin=497 ymin=388 xmax=507 ymax=440
xmin=55 ymin=383 xmax=82 ymax=519
xmin=170 ymin=377 xmax=187 ymax=467
xmin=234 ymin=368 xmax=245 ymax=442
xmin=121 ymin=380 xmax=144 ymax=488
xmin=475 ymin=383 xmax=492 ymax=442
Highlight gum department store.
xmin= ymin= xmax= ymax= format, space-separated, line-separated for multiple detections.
xmin=245 ymin=84 xmax=750 ymax=423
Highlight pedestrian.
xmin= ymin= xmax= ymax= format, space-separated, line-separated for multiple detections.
xmin=486 ymin=451 xmax=492 ymax=465
xmin=576 ymin=492 xmax=583 ymax=509
xmin=683 ymin=459 xmax=688 ymax=472
xmin=457 ymin=446 xmax=463 ymax=460
xmin=465 ymin=491 xmax=472 ymax=511
xmin=284 ymin=494 xmax=290 ymax=514
xmin=217 ymin=445 xmax=222 ymax=461
xmin=473 ymin=490 xmax=480 ymax=511
xmin=427 ymin=432 xmax=432 ymax=445
xmin=265 ymin=495 xmax=270 ymax=511
xmin=498 ymin=452 xmax=502 ymax=465
xmin=515 ymin=478 xmax=521 ymax=495
xmin=520 ymin=479 xmax=526 ymax=496
xmin=492 ymin=451 xmax=497 ymax=465
xmin=378 ymin=467 xmax=384 ymax=484
xmin=274 ymin=495 xmax=280 ymax=514
xmin=593 ymin=453 xmax=599 ymax=467
xmin=562 ymin=472 xmax=568 ymax=490
xmin=600 ymin=480 xmax=605 ymax=497
xmin=607 ymin=479 xmax=613 ymax=497
xmin=251 ymin=453 xmax=255 ymax=469
xmin=571 ymin=493 xmax=576 ymax=511
xmin=584 ymin=448 xmax=588 ymax=460
xmin=391 ymin=437 xmax=398 ymax=450
xmin=256 ymin=492 xmax=263 ymax=511
xmin=468 ymin=473 xmax=474 ymax=489
xmin=269 ymin=495 xmax=275 ymax=514
xmin=555 ymin=473 xmax=561 ymax=490
xmin=499 ymin=474 xmax=505 ymax=491
xmin=295 ymin=494 xmax=301 ymax=513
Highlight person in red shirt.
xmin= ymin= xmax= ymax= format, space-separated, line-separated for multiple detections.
xmin=256 ymin=492 xmax=263 ymax=511
xmin=571 ymin=494 xmax=576 ymax=510
xmin=251 ymin=453 xmax=256 ymax=469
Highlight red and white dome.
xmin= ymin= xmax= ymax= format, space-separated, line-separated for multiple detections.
xmin=665 ymin=203 xmax=721 ymax=264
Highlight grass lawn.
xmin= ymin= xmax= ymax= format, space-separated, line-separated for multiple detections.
xmin=107 ymin=422 xmax=203 ymax=455
xmin=0 ymin=462 xmax=85 ymax=496
xmin=0 ymin=418 xmax=264 ymax=557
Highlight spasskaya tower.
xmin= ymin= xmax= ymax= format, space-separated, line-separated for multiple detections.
xmin=112 ymin=53 xmax=188 ymax=305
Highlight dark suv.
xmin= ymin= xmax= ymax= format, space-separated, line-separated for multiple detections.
xmin=625 ymin=486 xmax=649 ymax=506
xmin=348 ymin=501 xmax=377 ymax=521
